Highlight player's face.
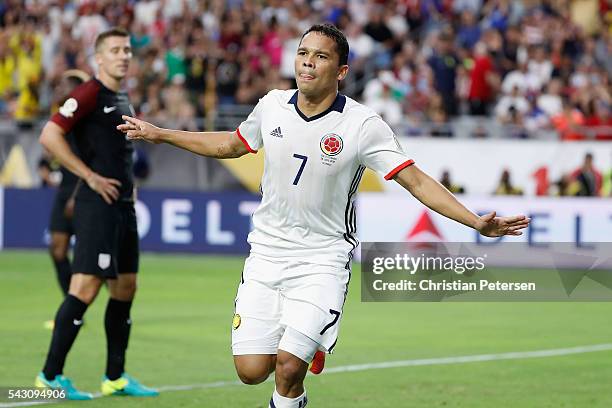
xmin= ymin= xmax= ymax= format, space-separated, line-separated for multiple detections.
xmin=96 ymin=36 xmax=132 ymax=81
xmin=295 ymin=32 xmax=348 ymax=98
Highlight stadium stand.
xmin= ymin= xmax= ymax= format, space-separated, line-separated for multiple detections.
xmin=0 ymin=0 xmax=610 ymax=193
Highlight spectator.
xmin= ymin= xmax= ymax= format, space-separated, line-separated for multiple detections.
xmin=134 ymin=0 xmax=159 ymax=28
xmin=165 ymin=32 xmax=186 ymax=83
xmin=594 ymin=32 xmax=612 ymax=78
xmin=551 ymin=98 xmax=586 ymax=140
xmin=468 ymin=42 xmax=498 ymax=115
xmin=0 ymin=34 xmax=15 ymax=114
xmin=570 ymin=153 xmax=602 ymax=196
xmin=523 ymin=99 xmax=549 ymax=133
xmin=501 ymin=60 xmax=541 ymax=96
xmin=602 ymin=157 xmax=612 ymax=197
xmin=346 ymin=22 xmax=375 ymax=61
xmin=215 ymin=45 xmax=241 ymax=105
xmin=440 ymin=170 xmax=465 ymax=194
xmin=537 ymin=79 xmax=563 ymax=118
xmin=494 ymin=169 xmax=523 ymax=195
xmin=495 ymin=86 xmax=529 ymax=124
xmin=457 ymin=10 xmax=481 ymax=50
xmin=428 ymin=31 xmax=459 ymax=116
xmin=364 ymin=71 xmax=402 ymax=128
xmin=364 ymin=7 xmax=393 ymax=45
xmin=262 ymin=17 xmax=282 ymax=69
xmin=500 ymin=25 xmax=521 ymax=75
xmin=482 ymin=0 xmax=511 ymax=33
xmin=527 ymin=46 xmax=553 ymax=88
xmin=553 ymin=174 xmax=578 ymax=196
xmin=71 ymin=3 xmax=108 ymax=48
xmin=584 ymin=100 xmax=612 ymax=140
xmin=13 ymin=27 xmax=42 ymax=128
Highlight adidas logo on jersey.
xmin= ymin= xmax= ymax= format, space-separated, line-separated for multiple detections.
xmin=270 ymin=127 xmax=283 ymax=138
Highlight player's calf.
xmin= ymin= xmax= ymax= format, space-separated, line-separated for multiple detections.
xmin=269 ymin=328 xmax=319 ymax=407
xmin=274 ymin=350 xmax=308 ymax=396
xmin=272 ymin=357 xmax=309 ymax=407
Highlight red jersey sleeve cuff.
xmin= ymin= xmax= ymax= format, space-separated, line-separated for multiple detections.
xmin=49 ymin=114 xmax=70 ymax=133
xmin=236 ymin=128 xmax=257 ymax=154
xmin=384 ymin=159 xmax=415 ymax=180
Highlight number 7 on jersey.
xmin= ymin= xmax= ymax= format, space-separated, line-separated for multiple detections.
xmin=292 ymin=154 xmax=308 ymax=185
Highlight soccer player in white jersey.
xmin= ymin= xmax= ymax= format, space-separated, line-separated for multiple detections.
xmin=118 ymin=24 xmax=530 ymax=408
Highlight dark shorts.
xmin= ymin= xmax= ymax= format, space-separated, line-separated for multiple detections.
xmin=49 ymin=192 xmax=74 ymax=235
xmin=72 ymin=200 xmax=139 ymax=278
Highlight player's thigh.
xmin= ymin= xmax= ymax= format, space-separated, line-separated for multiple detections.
xmin=72 ymin=200 xmax=120 ymax=279
xmin=281 ymin=266 xmax=350 ymax=353
xmin=232 ymin=256 xmax=284 ymax=356
xmin=49 ymin=193 xmax=74 ymax=238
xmin=277 ymin=326 xmax=320 ymax=364
xmin=49 ymin=232 xmax=71 ymax=259
xmin=117 ymin=203 xmax=139 ymax=276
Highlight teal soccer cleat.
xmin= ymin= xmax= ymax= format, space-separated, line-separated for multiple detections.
xmin=101 ymin=373 xmax=159 ymax=397
xmin=35 ymin=372 xmax=93 ymax=400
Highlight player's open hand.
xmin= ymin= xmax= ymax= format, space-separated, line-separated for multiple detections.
xmin=117 ymin=115 xmax=162 ymax=143
xmin=86 ymin=172 xmax=122 ymax=204
xmin=475 ymin=212 xmax=530 ymax=237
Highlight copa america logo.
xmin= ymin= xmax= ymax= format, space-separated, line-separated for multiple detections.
xmin=320 ymin=133 xmax=343 ymax=156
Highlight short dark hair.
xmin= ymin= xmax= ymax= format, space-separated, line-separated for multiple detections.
xmin=94 ymin=27 xmax=130 ymax=52
xmin=301 ymin=23 xmax=349 ymax=66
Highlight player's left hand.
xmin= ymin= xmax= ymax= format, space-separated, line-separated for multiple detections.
xmin=475 ymin=212 xmax=530 ymax=237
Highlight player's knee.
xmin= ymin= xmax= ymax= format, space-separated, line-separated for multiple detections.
xmin=108 ymin=272 xmax=137 ymax=300
xmin=236 ymin=366 xmax=270 ymax=385
xmin=122 ymin=280 xmax=137 ymax=297
xmin=234 ymin=356 xmax=274 ymax=385
xmin=275 ymin=354 xmax=305 ymax=385
xmin=69 ymin=275 xmax=102 ymax=304
xmin=110 ymin=277 xmax=137 ymax=300
xmin=69 ymin=285 xmax=98 ymax=304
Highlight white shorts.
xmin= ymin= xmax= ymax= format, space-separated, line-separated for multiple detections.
xmin=231 ymin=254 xmax=351 ymax=356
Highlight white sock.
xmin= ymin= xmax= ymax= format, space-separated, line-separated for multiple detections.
xmin=269 ymin=389 xmax=308 ymax=408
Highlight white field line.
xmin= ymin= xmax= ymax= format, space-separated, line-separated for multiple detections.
xmin=2 ymin=343 xmax=611 ymax=407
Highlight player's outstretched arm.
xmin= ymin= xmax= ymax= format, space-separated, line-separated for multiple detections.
xmin=117 ymin=115 xmax=250 ymax=159
xmin=393 ymin=165 xmax=530 ymax=237
xmin=40 ymin=121 xmax=121 ymax=204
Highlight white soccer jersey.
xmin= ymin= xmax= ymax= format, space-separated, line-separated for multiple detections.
xmin=237 ymin=89 xmax=413 ymax=268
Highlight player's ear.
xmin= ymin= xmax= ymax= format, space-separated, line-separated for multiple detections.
xmin=337 ymin=65 xmax=349 ymax=81
xmin=94 ymin=50 xmax=103 ymax=66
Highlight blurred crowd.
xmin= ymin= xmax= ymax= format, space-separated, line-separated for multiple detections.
xmin=440 ymin=152 xmax=612 ymax=196
xmin=0 ymin=0 xmax=611 ymax=139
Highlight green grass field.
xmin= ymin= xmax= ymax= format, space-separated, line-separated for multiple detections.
xmin=1 ymin=250 xmax=612 ymax=407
